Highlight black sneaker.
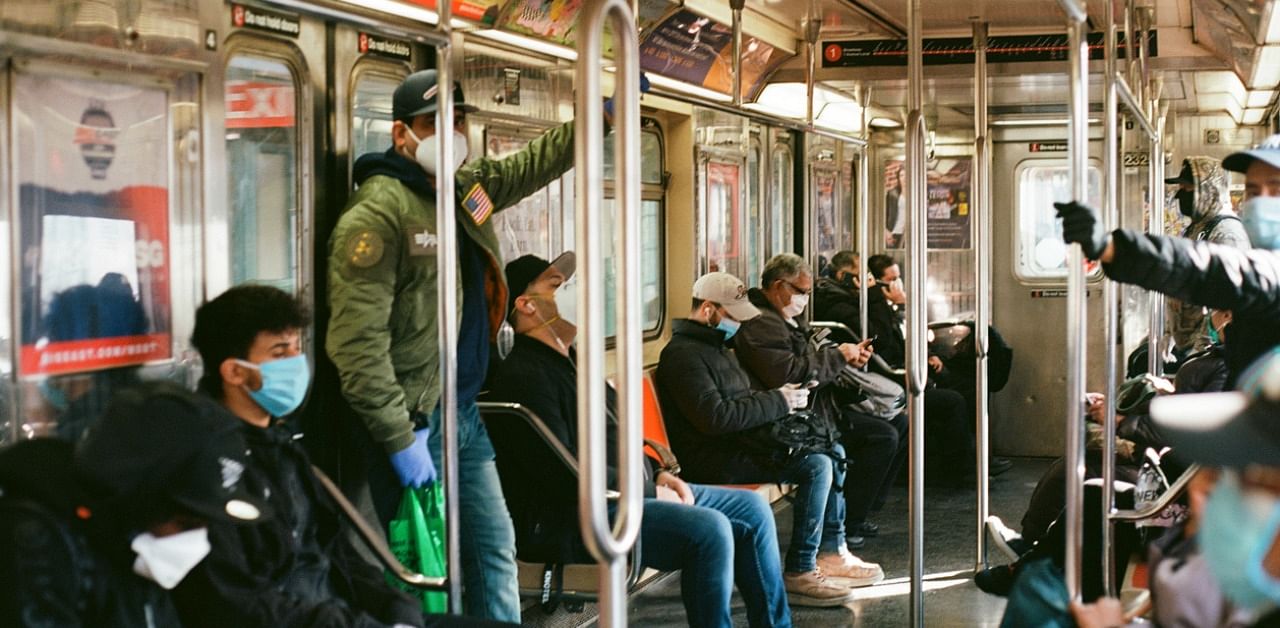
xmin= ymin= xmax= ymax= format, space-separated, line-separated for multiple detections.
xmin=990 ymin=457 xmax=1014 ymax=476
xmin=855 ymin=521 xmax=879 ymax=537
xmin=973 ymin=564 xmax=1017 ymax=597
xmin=846 ymin=534 xmax=866 ymax=550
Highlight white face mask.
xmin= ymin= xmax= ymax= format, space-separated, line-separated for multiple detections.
xmin=131 ymin=527 xmax=212 ymax=589
xmin=405 ymin=127 xmax=469 ymax=176
xmin=782 ymin=293 xmax=809 ymax=318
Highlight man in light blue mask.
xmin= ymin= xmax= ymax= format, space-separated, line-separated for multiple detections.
xmin=1056 ymin=135 xmax=1280 ymax=387
xmin=178 ymin=285 xmax=454 ymax=628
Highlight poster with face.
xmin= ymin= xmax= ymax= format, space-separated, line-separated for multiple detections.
xmin=884 ymin=157 xmax=973 ymax=250
xmin=14 ymin=72 xmax=171 ymax=376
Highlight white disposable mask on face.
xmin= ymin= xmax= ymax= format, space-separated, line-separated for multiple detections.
xmin=783 ymin=293 xmax=809 ymax=318
xmin=131 ymin=527 xmax=211 ymax=589
xmin=405 ymin=127 xmax=468 ymax=176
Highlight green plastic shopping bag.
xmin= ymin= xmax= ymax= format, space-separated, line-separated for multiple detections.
xmin=386 ymin=484 xmax=448 ymax=613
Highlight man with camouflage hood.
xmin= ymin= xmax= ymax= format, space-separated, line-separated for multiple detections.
xmin=1165 ymin=156 xmax=1251 ymax=352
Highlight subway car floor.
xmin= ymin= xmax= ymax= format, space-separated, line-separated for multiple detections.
xmin=521 ymin=457 xmax=1052 ymax=627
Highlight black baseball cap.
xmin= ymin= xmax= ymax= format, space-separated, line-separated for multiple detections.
xmin=1164 ymin=160 xmax=1194 ymax=186
xmin=74 ymin=382 xmax=269 ymax=524
xmin=1223 ymin=134 xmax=1280 ymax=174
xmin=504 ymin=252 xmax=576 ymax=314
xmin=392 ymin=69 xmax=478 ymax=123
xmin=1151 ymin=348 xmax=1280 ymax=468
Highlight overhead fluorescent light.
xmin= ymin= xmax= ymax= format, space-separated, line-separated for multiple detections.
xmin=647 ymin=73 xmax=733 ymax=103
xmin=1243 ymin=108 xmax=1267 ymax=125
xmin=1254 ymin=46 xmax=1280 ymax=89
xmin=744 ymin=82 xmax=855 ymax=120
xmin=339 ymin=0 xmax=467 ymax=28
xmin=990 ymin=117 xmax=1101 ymax=127
xmin=870 ymin=117 xmax=902 ymax=128
xmin=1248 ymin=90 xmax=1277 ymax=108
xmin=814 ymin=101 xmax=863 ymax=133
xmin=472 ymin=29 xmax=578 ymax=61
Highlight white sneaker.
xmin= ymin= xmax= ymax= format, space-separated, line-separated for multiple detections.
xmin=986 ymin=515 xmax=1024 ymax=562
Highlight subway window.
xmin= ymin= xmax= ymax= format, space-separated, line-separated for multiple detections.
xmin=1015 ymin=161 xmax=1103 ymax=280
xmin=350 ymin=68 xmax=401 ymax=165
xmin=486 ymin=125 xmax=560 ymax=263
xmin=225 ymin=54 xmax=299 ymax=293
xmin=767 ymin=140 xmax=794 ymax=260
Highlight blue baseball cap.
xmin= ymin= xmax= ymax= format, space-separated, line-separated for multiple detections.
xmin=1222 ymin=134 xmax=1280 ymax=174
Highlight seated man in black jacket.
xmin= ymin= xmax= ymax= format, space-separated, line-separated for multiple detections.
xmin=487 ymin=253 xmax=792 ymax=626
xmin=0 ymin=382 xmax=268 ymax=627
xmin=657 ymin=271 xmax=882 ymax=608
xmin=181 ymin=286 xmax=493 ymax=628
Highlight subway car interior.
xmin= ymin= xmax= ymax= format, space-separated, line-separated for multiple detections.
xmin=1 ymin=0 xmax=1278 ymax=626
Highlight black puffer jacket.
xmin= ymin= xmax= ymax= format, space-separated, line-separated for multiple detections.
xmin=813 ymin=276 xmax=861 ymax=330
xmin=654 ymin=319 xmax=791 ymax=483
xmin=0 ymin=439 xmax=185 ymax=628
xmin=1104 ymin=230 xmax=1280 ymax=385
xmin=735 ymin=288 xmax=849 ymax=390
xmin=171 ymin=422 xmax=422 ymax=628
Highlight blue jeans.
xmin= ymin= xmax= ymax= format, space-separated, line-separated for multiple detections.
xmin=779 ymin=444 xmax=847 ymax=573
xmin=641 ymin=485 xmax=792 ymax=628
xmin=423 ymin=401 xmax=521 ymax=623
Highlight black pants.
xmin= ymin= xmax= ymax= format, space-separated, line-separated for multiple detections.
xmin=1018 ymin=482 xmax=1138 ymax=602
xmin=923 ymin=387 xmax=975 ymax=480
xmin=1021 ymin=454 xmax=1140 ymax=545
xmin=840 ymin=410 xmax=906 ymax=527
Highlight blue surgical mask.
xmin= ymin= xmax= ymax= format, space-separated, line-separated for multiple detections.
xmin=1201 ymin=471 xmax=1280 ymax=613
xmin=236 ymin=355 xmax=310 ymax=417
xmin=715 ymin=316 xmax=741 ymax=341
xmin=1241 ymin=196 xmax=1280 ymax=250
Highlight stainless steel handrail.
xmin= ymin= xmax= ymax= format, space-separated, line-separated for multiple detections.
xmin=476 ymin=402 xmax=622 ymax=501
xmin=434 ymin=0 xmax=463 ymax=609
xmin=905 ymin=3 xmax=925 ymax=624
xmin=1059 ymin=0 xmax=1090 ymax=603
xmin=311 ymin=466 xmax=447 ymax=590
xmin=1146 ymin=107 xmax=1167 ymax=376
xmin=1115 ymin=76 xmax=1157 ymax=139
xmin=972 ymin=19 xmax=992 ymax=573
xmin=1101 ymin=0 xmax=1122 ymax=597
xmin=1109 ymin=464 xmax=1201 ymax=522
xmin=575 ymin=1 xmax=642 ymax=626
xmin=730 ymin=0 xmax=745 ymax=107
xmin=858 ymin=85 xmax=871 ymax=344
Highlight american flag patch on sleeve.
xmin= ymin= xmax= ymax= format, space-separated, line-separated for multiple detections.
xmin=462 ymin=183 xmax=494 ymax=226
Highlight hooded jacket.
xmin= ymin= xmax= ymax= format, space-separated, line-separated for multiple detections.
xmin=0 ymin=439 xmax=185 ymax=628
xmin=327 ymin=121 xmax=576 ymax=453
xmin=654 ymin=319 xmax=791 ymax=483
xmin=1105 ymin=230 xmax=1280 ymax=386
xmin=1167 ymin=156 xmax=1252 ymax=351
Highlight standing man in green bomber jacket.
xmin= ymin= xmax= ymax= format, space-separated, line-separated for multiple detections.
xmin=326 ymin=69 xmax=583 ymax=622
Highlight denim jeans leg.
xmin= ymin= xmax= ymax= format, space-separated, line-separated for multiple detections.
xmin=780 ymin=452 xmax=834 ymax=573
xmin=691 ymin=485 xmax=793 ymax=628
xmin=639 ymin=496 xmax=735 ymax=628
xmin=819 ymin=443 xmax=848 ymax=554
xmin=427 ymin=402 xmax=521 ymax=622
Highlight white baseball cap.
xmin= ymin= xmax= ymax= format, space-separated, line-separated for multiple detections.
xmin=692 ymin=272 xmax=761 ymax=321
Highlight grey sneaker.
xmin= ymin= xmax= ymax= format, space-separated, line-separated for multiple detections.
xmin=784 ymin=569 xmax=856 ymax=607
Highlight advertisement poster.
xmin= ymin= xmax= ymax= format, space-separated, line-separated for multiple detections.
xmin=639 ymin=8 xmax=793 ymax=100
xmin=14 ymin=73 xmax=171 ymax=376
xmin=494 ymin=0 xmax=583 ymax=45
xmin=705 ymin=161 xmax=741 ymax=274
xmin=884 ymin=158 xmax=972 ymax=250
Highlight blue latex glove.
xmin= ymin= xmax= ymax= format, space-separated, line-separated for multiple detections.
xmin=604 ymin=72 xmax=651 ymax=118
xmin=389 ymin=427 xmax=437 ymax=488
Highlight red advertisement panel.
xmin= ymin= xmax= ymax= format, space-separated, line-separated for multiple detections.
xmin=226 ymin=80 xmax=296 ymax=129
xmin=14 ymin=73 xmax=172 ymax=376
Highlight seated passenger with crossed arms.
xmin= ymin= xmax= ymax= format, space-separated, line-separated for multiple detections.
xmin=487 ymin=253 xmax=792 ymax=628
xmin=656 ymin=271 xmax=878 ymax=608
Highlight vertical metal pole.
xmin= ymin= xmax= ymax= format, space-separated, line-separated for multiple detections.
xmin=1101 ymin=0 xmax=1121 ymax=597
xmin=1059 ymin=0 xmax=1089 ymax=603
xmin=803 ymin=15 xmax=819 ymax=126
xmin=575 ymin=2 xmax=643 ymax=627
xmin=972 ymin=20 xmax=992 ymax=573
xmin=1146 ymin=106 xmax=1166 ymax=375
xmin=1125 ymin=0 xmax=1139 ymax=102
xmin=433 ymin=0 xmax=463 ymax=612
xmin=1138 ymin=7 xmax=1153 ymax=118
xmin=730 ymin=0 xmax=745 ymax=107
xmin=858 ymin=86 xmax=871 ymax=341
xmin=906 ymin=0 xmax=926 ymax=623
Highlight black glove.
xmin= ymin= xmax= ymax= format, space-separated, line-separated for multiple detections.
xmin=1054 ymin=200 xmax=1110 ymax=261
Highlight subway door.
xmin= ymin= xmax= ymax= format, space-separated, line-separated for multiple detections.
xmin=990 ymin=133 xmax=1106 ymax=457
